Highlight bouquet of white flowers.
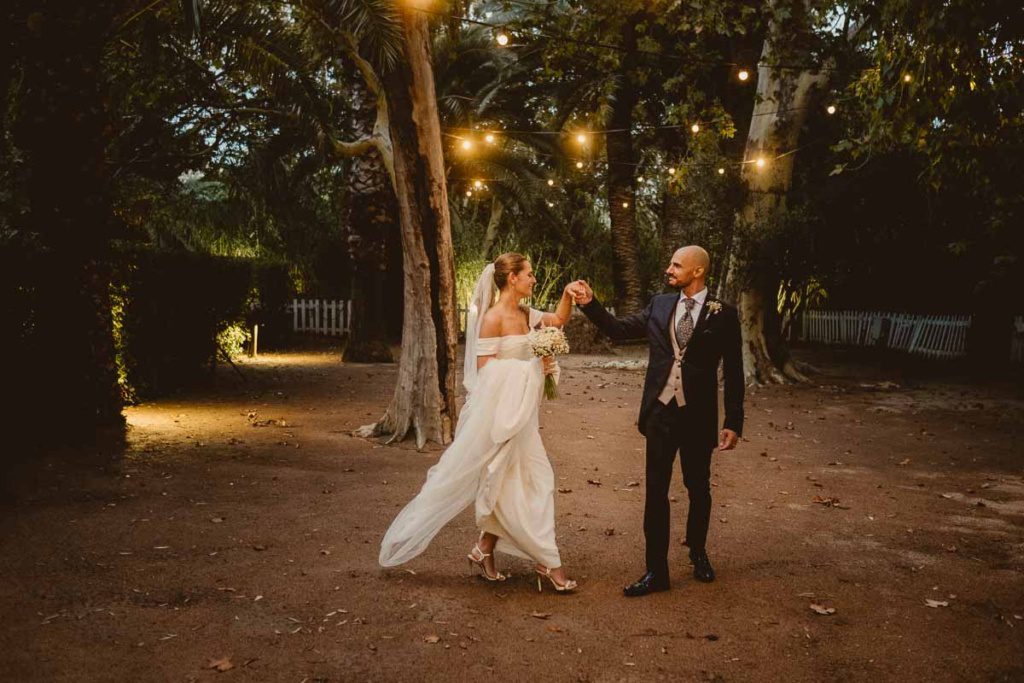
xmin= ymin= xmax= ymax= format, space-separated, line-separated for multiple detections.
xmin=528 ymin=326 xmax=570 ymax=399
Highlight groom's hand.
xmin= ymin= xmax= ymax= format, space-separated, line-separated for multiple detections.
xmin=572 ymin=279 xmax=594 ymax=305
xmin=718 ymin=429 xmax=739 ymax=451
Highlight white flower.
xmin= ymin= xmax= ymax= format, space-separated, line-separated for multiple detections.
xmin=528 ymin=326 xmax=570 ymax=357
xmin=707 ymin=300 xmax=723 ymax=315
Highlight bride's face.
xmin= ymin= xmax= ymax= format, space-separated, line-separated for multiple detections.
xmin=509 ymin=261 xmax=536 ymax=299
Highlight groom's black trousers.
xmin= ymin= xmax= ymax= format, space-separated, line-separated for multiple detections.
xmin=644 ymin=398 xmax=713 ymax=578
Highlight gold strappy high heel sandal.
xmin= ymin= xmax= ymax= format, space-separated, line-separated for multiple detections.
xmin=535 ymin=566 xmax=578 ymax=593
xmin=467 ymin=543 xmax=506 ymax=582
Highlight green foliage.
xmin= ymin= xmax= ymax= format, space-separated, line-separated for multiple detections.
xmin=217 ymin=323 xmax=253 ymax=358
xmin=114 ymin=246 xmax=255 ymax=399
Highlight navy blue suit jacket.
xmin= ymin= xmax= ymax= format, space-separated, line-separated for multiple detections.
xmin=581 ymin=293 xmax=744 ymax=449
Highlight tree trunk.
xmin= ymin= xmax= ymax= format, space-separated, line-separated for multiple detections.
xmin=604 ymin=15 xmax=644 ymax=315
xmin=736 ymin=2 xmax=823 ymax=384
xmin=659 ymin=184 xmax=687 ymax=266
xmin=342 ymin=79 xmax=396 ymax=363
xmin=355 ymin=6 xmax=458 ymax=448
xmin=11 ymin=2 xmax=125 ymax=445
xmin=481 ymin=195 xmax=503 ymax=258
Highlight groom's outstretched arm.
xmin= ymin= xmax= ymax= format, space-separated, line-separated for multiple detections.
xmin=721 ymin=306 xmax=745 ymax=438
xmin=574 ymin=281 xmax=649 ymax=341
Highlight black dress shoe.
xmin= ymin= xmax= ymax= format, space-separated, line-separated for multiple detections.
xmin=623 ymin=571 xmax=670 ymax=597
xmin=690 ymin=551 xmax=715 ymax=583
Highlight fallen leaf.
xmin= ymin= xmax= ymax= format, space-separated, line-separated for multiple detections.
xmin=603 ymin=528 xmax=615 ymax=536
xmin=898 ymin=458 xmax=911 ymax=466
xmin=557 ymin=488 xmax=573 ymax=494
xmin=925 ymin=599 xmax=949 ymax=608
xmin=812 ymin=495 xmax=840 ymax=507
xmin=530 ymin=611 xmax=552 ymax=620
xmin=206 ymin=656 xmax=234 ymax=672
xmin=210 ymin=517 xmax=224 ymax=524
xmin=423 ymin=634 xmax=441 ymax=644
xmin=809 ymin=604 xmax=836 ymax=616
xmin=587 ymin=479 xmax=602 ymax=487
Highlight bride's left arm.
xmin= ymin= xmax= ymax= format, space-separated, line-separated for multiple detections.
xmin=540 ymin=286 xmax=575 ymax=328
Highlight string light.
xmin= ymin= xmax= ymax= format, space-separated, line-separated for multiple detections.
xmin=461 ymin=139 xmax=473 ymax=151
xmin=690 ymin=123 xmax=700 ymax=134
xmin=547 ymin=179 xmax=555 ymax=186
xmin=755 ymin=157 xmax=767 ymax=168
xmin=484 ymin=133 xmax=496 ymax=144
xmin=495 ymin=31 xmax=510 ymax=47
xmin=575 ymin=132 xmax=588 ymax=145
xmin=738 ymin=69 xmax=750 ymax=82
xmin=473 ymin=180 xmax=483 ymax=189
xmin=717 ymin=167 xmax=725 ymax=175
xmin=826 ymin=104 xmax=836 ymax=115
xmin=668 ymin=167 xmax=676 ymax=175
xmin=547 ymin=201 xmax=554 ymax=207
xmin=903 ymin=73 xmax=912 ymax=83
xmin=465 ymin=190 xmax=472 ymax=197
xmin=636 ymin=176 xmax=644 ymax=183
xmin=576 ymin=161 xmax=584 ymax=169
xmin=622 ymin=201 xmax=629 ymax=208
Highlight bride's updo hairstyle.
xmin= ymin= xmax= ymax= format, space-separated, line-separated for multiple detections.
xmin=493 ymin=252 xmax=528 ymax=290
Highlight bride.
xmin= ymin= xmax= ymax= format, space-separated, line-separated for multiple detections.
xmin=379 ymin=252 xmax=579 ymax=592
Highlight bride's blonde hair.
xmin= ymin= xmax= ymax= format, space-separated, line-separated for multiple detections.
xmin=493 ymin=252 xmax=528 ymax=290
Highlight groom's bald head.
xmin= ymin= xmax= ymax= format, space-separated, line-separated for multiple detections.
xmin=676 ymin=246 xmax=710 ymax=271
xmin=666 ymin=245 xmax=710 ymax=293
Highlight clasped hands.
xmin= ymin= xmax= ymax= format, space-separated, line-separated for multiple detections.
xmin=563 ymin=279 xmax=594 ymax=306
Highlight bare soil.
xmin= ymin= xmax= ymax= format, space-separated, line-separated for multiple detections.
xmin=2 ymin=344 xmax=1022 ymax=682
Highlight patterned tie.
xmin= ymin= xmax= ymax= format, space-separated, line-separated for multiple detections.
xmin=676 ymin=297 xmax=696 ymax=349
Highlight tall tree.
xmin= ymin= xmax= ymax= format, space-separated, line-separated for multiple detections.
xmin=732 ymin=0 xmax=864 ymax=383
xmin=352 ymin=4 xmax=459 ymax=447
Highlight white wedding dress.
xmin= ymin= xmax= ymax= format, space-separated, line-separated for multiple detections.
xmin=379 ymin=308 xmax=562 ymax=570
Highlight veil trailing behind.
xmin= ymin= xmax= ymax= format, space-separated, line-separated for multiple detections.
xmin=379 ymin=264 xmax=561 ymax=569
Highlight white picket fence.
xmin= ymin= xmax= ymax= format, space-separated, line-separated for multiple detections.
xmin=801 ymin=310 xmax=971 ymax=359
xmin=288 ymin=299 xmax=352 ymax=336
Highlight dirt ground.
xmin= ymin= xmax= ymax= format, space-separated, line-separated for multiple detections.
xmin=2 ymin=343 xmax=1023 ymax=682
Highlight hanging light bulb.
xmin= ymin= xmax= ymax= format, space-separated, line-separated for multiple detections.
xmin=484 ymin=133 xmax=495 ymax=144
xmin=755 ymin=157 xmax=766 ymax=169
xmin=546 ymin=201 xmax=554 ymax=207
xmin=637 ymin=176 xmax=644 ymax=183
xmin=575 ymin=132 xmax=587 ymax=145
xmin=738 ymin=69 xmax=750 ymax=82
xmin=717 ymin=167 xmax=725 ymax=175
xmin=691 ymin=123 xmax=700 ymax=134
xmin=903 ymin=73 xmax=913 ymax=83
xmin=622 ymin=201 xmax=629 ymax=208
xmin=473 ymin=180 xmax=483 ymax=189
xmin=496 ymin=31 xmax=510 ymax=47
xmin=668 ymin=167 xmax=676 ymax=175
xmin=466 ymin=190 xmax=473 ymax=197
xmin=461 ymin=139 xmax=473 ymax=151
xmin=826 ymin=104 xmax=837 ymax=115
xmin=575 ymin=161 xmax=584 ymax=169
xmin=547 ymin=179 xmax=555 ymax=187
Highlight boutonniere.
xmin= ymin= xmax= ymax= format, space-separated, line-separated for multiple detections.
xmin=706 ymin=300 xmax=723 ymax=315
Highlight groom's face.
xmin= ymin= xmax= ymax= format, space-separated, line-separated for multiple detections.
xmin=665 ymin=251 xmax=703 ymax=289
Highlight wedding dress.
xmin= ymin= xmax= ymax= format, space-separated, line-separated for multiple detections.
xmin=379 ymin=299 xmax=562 ymax=570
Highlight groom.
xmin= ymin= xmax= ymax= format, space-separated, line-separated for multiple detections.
xmin=572 ymin=246 xmax=744 ymax=597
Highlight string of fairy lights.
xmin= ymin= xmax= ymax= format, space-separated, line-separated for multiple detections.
xmin=412 ymin=6 xmax=915 ymax=201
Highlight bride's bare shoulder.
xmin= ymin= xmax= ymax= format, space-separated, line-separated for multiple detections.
xmin=480 ymin=308 xmax=504 ymax=338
